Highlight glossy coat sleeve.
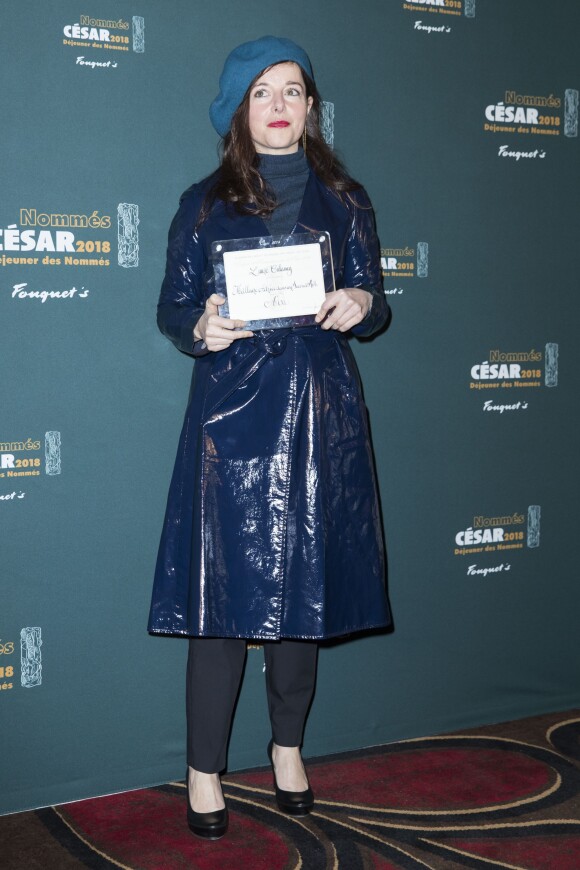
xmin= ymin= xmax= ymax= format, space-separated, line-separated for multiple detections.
xmin=344 ymin=189 xmax=390 ymax=339
xmin=157 ymin=186 xmax=210 ymax=357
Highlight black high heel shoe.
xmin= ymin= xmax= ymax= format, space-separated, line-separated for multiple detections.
xmin=186 ymin=768 xmax=229 ymax=840
xmin=267 ymin=739 xmax=314 ymax=816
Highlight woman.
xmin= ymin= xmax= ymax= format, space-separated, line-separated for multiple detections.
xmin=148 ymin=35 xmax=392 ymax=840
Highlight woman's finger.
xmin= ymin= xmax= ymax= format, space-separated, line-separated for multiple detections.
xmin=334 ymin=313 xmax=362 ymax=332
xmin=205 ymin=324 xmax=254 ymax=351
xmin=314 ymin=292 xmax=337 ymax=322
xmin=207 ymin=314 xmax=246 ymax=331
xmin=321 ymin=301 xmax=361 ymax=330
xmin=204 ymin=294 xmax=226 ymax=317
xmin=206 ymin=323 xmax=253 ymax=339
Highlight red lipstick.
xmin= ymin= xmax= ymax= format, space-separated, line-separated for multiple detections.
xmin=268 ymin=121 xmax=290 ymax=127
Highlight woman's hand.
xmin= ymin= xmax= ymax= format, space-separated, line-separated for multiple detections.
xmin=194 ymin=294 xmax=254 ymax=352
xmin=314 ymin=288 xmax=372 ymax=332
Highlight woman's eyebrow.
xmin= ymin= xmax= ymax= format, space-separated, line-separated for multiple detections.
xmin=251 ymin=80 xmax=304 ymax=89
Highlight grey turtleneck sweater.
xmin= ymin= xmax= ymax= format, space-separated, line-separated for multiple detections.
xmin=258 ymin=150 xmax=310 ymax=236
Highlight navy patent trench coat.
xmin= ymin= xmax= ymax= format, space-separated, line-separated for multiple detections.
xmin=148 ymin=168 xmax=392 ymax=640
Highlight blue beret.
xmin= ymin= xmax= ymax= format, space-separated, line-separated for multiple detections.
xmin=209 ymin=35 xmax=313 ymax=138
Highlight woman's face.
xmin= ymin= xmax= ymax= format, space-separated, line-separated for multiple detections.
xmin=247 ymin=62 xmax=313 ymax=155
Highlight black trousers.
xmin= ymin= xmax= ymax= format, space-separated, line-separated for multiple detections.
xmin=186 ymin=637 xmax=318 ymax=773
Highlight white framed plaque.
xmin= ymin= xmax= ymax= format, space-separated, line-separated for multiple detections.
xmin=212 ymin=231 xmax=335 ymax=330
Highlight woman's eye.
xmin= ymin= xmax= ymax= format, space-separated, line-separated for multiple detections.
xmin=285 ymin=88 xmax=301 ymax=97
xmin=253 ymin=89 xmax=268 ymax=98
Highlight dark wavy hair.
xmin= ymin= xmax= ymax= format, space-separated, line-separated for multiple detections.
xmin=197 ymin=65 xmax=361 ymax=226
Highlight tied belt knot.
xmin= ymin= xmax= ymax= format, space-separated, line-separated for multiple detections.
xmin=260 ymin=330 xmax=288 ymax=357
xmin=202 ymin=326 xmax=343 ymax=422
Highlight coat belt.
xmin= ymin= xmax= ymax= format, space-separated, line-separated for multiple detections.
xmin=202 ymin=326 xmax=343 ymax=422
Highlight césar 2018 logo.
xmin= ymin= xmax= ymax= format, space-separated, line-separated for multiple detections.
xmin=469 ymin=344 xmax=558 ymax=412
xmin=62 ymin=15 xmax=145 ymax=55
xmin=455 ymin=506 xmax=541 ymax=557
xmin=0 ymin=204 xmax=139 ymax=269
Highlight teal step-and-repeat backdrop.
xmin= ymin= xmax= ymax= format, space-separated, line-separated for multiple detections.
xmin=2 ymin=0 xmax=579 ymax=814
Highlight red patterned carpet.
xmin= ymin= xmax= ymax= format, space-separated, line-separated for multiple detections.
xmin=3 ymin=709 xmax=580 ymax=869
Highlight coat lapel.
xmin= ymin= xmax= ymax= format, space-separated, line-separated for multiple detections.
xmin=294 ymin=172 xmax=350 ymax=280
xmin=210 ymin=201 xmax=270 ymax=240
